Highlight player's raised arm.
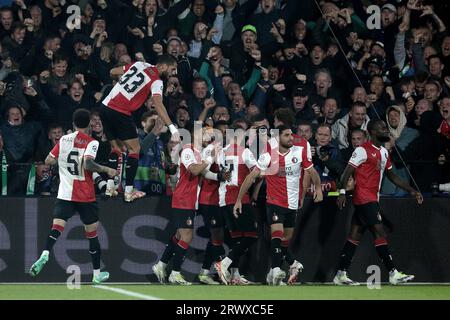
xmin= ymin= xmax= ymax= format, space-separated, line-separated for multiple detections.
xmin=385 ymin=169 xmax=423 ymax=204
xmin=152 ymin=94 xmax=178 ymax=135
xmin=109 ymin=66 xmax=125 ymax=79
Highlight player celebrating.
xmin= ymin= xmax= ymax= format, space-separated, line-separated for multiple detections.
xmin=333 ymin=119 xmax=423 ymax=286
xmin=197 ymin=140 xmax=230 ymax=285
xmin=214 ymin=124 xmax=260 ymax=285
xmin=152 ymin=126 xmax=216 ymax=285
xmin=29 ymin=109 xmax=117 ymax=284
xmin=234 ymin=125 xmax=323 ymax=285
xmin=101 ymin=54 xmax=179 ymax=202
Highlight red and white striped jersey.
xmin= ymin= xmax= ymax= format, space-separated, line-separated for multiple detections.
xmin=257 ymin=140 xmax=313 ymax=210
xmin=172 ymin=144 xmax=202 ymax=210
xmin=218 ymin=144 xmax=257 ymax=207
xmin=102 ymin=61 xmax=163 ymax=116
xmin=50 ymin=131 xmax=99 ymax=202
xmin=349 ymin=142 xmax=392 ymax=205
xmin=199 ymin=163 xmax=220 ymax=206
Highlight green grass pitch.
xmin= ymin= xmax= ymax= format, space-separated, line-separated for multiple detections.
xmin=1 ymin=284 xmax=450 ymax=300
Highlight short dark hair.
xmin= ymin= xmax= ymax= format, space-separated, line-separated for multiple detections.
xmin=275 ymin=124 xmax=291 ymax=134
xmin=141 ymin=110 xmax=158 ymax=122
xmin=427 ymin=54 xmax=442 ymax=65
xmin=73 ymin=109 xmax=91 ymax=129
xmin=11 ymin=22 xmax=26 ymax=33
xmin=367 ymin=119 xmax=385 ymax=134
xmin=351 ymin=128 xmax=368 ymax=138
xmin=351 ymin=101 xmax=367 ymax=110
xmin=214 ymin=120 xmax=229 ymax=128
xmin=53 ymin=51 xmax=68 ymax=64
xmin=157 ymin=53 xmax=177 ymax=66
xmin=296 ymin=120 xmax=312 ymax=128
xmin=48 ymin=123 xmax=63 ymax=132
xmin=274 ymin=108 xmax=295 ymax=128
xmin=250 ymin=114 xmax=267 ymax=125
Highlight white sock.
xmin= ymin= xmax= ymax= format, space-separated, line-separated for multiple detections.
xmin=93 ymin=269 xmax=100 ymax=277
xmin=107 ymin=179 xmax=115 ymax=190
xmin=200 ymin=269 xmax=210 ymax=275
xmin=439 ymin=183 xmax=450 ymax=192
xmin=42 ymin=250 xmax=49 ymax=257
xmin=171 ymin=270 xmax=180 ymax=276
xmin=125 ymin=185 xmax=133 ymax=194
xmin=157 ymin=261 xmax=167 ymax=268
xmin=222 ymin=257 xmax=232 ymax=269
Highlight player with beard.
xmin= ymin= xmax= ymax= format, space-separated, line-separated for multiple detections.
xmin=234 ymin=125 xmax=323 ymax=285
xmin=333 ymin=119 xmax=423 ymax=285
xmin=214 ymin=124 xmax=260 ymax=285
xmin=101 ymin=54 xmax=179 ymax=202
xmin=152 ymin=126 xmax=217 ymax=285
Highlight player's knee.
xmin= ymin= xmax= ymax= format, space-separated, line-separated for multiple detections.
xmin=179 ymin=230 xmax=193 ymax=244
xmin=371 ymin=225 xmax=386 ymax=239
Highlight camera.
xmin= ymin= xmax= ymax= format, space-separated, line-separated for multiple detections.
xmin=318 ymin=145 xmax=332 ymax=158
xmin=256 ymin=125 xmax=268 ymax=135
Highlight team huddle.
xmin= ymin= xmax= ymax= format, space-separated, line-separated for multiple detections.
xmin=28 ymin=58 xmax=423 ymax=286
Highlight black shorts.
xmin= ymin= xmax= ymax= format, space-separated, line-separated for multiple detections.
xmin=223 ymin=204 xmax=256 ymax=233
xmin=100 ymin=106 xmax=137 ymax=141
xmin=266 ymin=204 xmax=297 ymax=228
xmin=198 ymin=205 xmax=224 ymax=229
xmin=352 ymin=202 xmax=382 ymax=227
xmin=173 ymin=208 xmax=196 ymax=229
xmin=53 ymin=199 xmax=99 ymax=225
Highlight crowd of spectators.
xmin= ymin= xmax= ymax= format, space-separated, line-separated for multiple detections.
xmin=0 ymin=0 xmax=448 ymax=197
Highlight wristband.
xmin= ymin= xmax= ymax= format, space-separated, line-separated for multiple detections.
xmin=339 ymin=189 xmax=346 ymax=195
xmin=168 ymin=124 xmax=178 ymax=135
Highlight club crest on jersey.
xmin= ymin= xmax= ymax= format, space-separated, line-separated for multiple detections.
xmin=210 ymin=219 xmax=216 ymax=226
xmin=186 ymin=218 xmax=193 ymax=226
xmin=292 ymin=157 xmax=298 ymax=163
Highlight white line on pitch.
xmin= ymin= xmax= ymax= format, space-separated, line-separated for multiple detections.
xmin=94 ymin=285 xmax=161 ymax=300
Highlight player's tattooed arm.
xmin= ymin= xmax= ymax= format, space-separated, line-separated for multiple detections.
xmin=84 ymin=157 xmax=117 ymax=178
xmin=45 ymin=154 xmax=57 ymax=166
xmin=385 ymin=169 xmax=423 ymax=204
